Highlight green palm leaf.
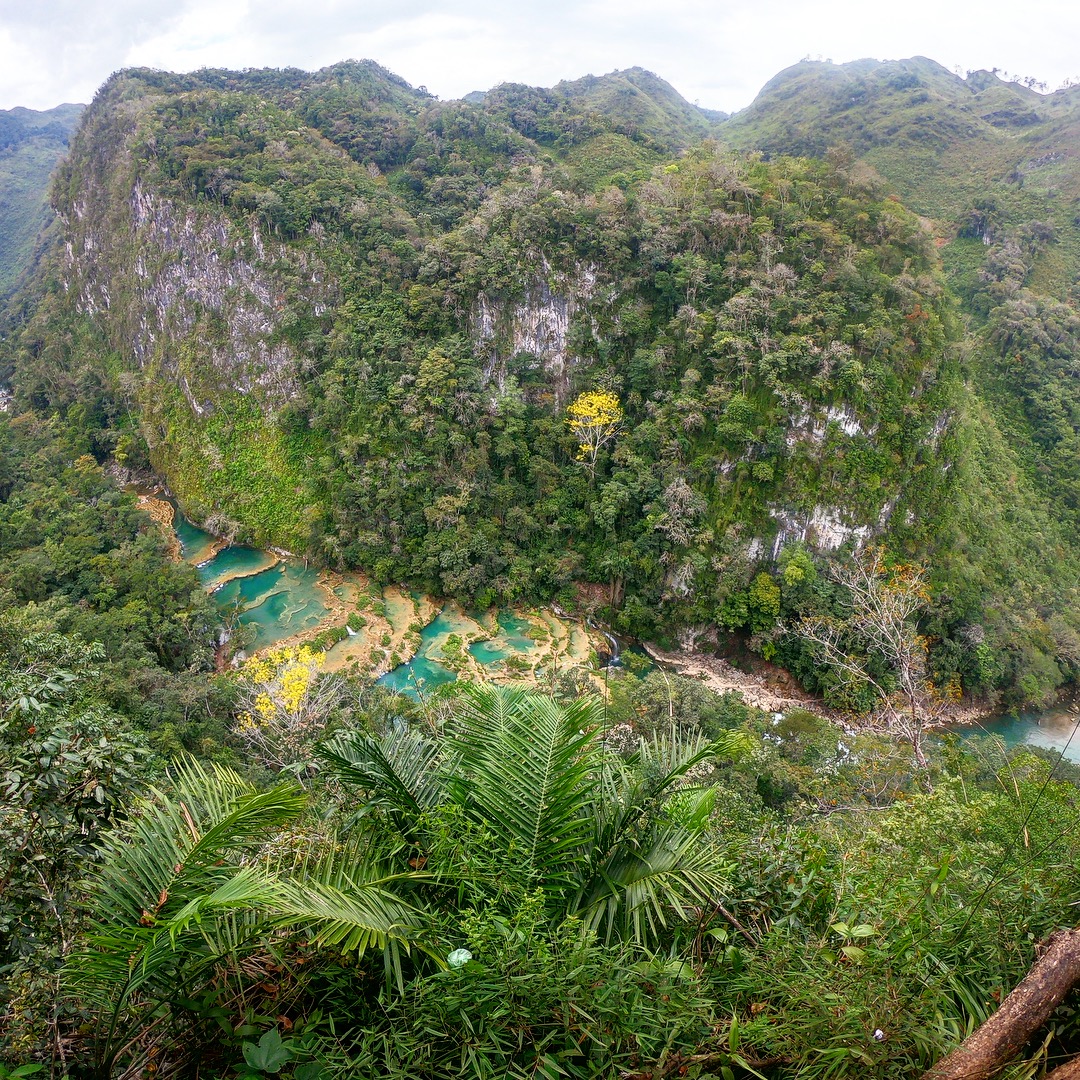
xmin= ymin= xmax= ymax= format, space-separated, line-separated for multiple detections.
xmin=65 ymin=760 xmax=307 ymax=1076
xmin=268 ymin=829 xmax=438 ymax=988
xmin=323 ymin=688 xmax=745 ymax=950
xmin=573 ymin=726 xmax=747 ymax=942
xmin=445 ymin=686 xmax=605 ymax=898
xmin=319 ymin=724 xmax=445 ymax=841
xmin=579 ymin=822 xmax=731 ymax=943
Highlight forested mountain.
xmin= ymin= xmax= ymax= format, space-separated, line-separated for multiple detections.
xmin=721 ymin=56 xmax=1080 ymax=701
xmin=724 ymin=56 xmax=1080 ymax=522
xmin=0 ymin=102 xmax=82 ymax=296
xmin=7 ymin=56 xmax=1080 ymax=1080
xmin=5 ymin=57 xmax=1080 ymax=708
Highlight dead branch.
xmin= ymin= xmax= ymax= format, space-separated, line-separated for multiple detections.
xmin=922 ymin=928 xmax=1080 ymax=1080
xmin=714 ymin=902 xmax=758 ymax=946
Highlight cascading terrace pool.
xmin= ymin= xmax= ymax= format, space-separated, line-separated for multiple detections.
xmin=165 ymin=500 xmax=604 ymax=696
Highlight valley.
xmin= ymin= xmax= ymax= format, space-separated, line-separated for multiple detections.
xmin=141 ymin=490 xmax=605 ymax=692
xmin=4 ymin=50 xmax=1080 ymax=1080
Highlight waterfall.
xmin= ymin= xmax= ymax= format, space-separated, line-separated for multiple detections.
xmin=587 ymin=618 xmax=622 ymax=668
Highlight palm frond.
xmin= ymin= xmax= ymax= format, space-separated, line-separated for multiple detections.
xmin=445 ymin=686 xmax=606 ymax=897
xmin=447 ymin=682 xmax=531 ymax=772
xmin=267 ymin=827 xmax=439 ymax=990
xmin=592 ymin=726 xmax=749 ymax=860
xmin=319 ymin=725 xmax=444 ymax=840
xmin=578 ymin=823 xmax=731 ymax=944
xmin=84 ymin=759 xmax=305 ymax=931
xmin=633 ymin=725 xmax=752 ymax=786
xmin=64 ymin=759 xmax=307 ymax=1075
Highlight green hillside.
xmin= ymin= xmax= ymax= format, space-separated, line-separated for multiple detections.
xmin=470 ymin=66 xmax=723 ymax=154
xmin=7 ymin=58 xmax=1080 ymax=1080
xmin=0 ymin=103 xmax=82 ymax=296
xmin=720 ymin=58 xmax=1080 ymax=695
xmin=3 ymin=59 xmax=1079 ymax=706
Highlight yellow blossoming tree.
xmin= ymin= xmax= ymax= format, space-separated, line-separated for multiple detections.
xmin=235 ymin=644 xmax=344 ymax=769
xmin=565 ymin=390 xmax=623 ymax=477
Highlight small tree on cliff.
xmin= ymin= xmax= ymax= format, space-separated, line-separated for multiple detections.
xmin=787 ymin=547 xmax=950 ymax=778
xmin=566 ymin=390 xmax=623 ymax=478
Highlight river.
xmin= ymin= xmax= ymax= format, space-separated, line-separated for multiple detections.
xmin=159 ymin=497 xmax=602 ymax=695
xmin=955 ymin=707 xmax=1080 ymax=764
xmin=153 ymin=494 xmax=1080 ymax=754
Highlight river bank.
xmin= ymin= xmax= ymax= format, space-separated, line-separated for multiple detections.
xmin=642 ymin=642 xmax=1080 ymax=762
xmin=642 ymin=643 xmax=831 ymax=716
xmin=135 ymin=488 xmax=1079 ymax=755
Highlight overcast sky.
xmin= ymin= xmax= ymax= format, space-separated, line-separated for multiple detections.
xmin=0 ymin=0 xmax=1077 ymax=114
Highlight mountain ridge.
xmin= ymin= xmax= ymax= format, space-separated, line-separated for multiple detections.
xmin=4 ymin=55 xmax=1080 ymax=706
xmin=0 ymin=101 xmax=83 ymax=297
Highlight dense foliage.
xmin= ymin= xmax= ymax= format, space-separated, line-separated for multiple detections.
xmin=725 ymin=57 xmax=1080 ymax=705
xmin=0 ymin=413 xmax=229 ymax=754
xmin=4 ymin=642 xmax=1080 ymax=1079
xmin=6 ymin=57 xmax=1077 ymax=705
xmin=0 ymin=103 xmax=82 ymax=297
xmin=4 ymin=55 xmax=1080 ymax=1079
xmin=14 ymin=63 xmax=1043 ymax=696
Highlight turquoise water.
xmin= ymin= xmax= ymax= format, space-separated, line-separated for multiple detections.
xmin=173 ymin=510 xmax=329 ymax=650
xmin=470 ymin=639 xmax=510 ymax=664
xmin=199 ymin=544 xmax=277 ymax=588
xmin=494 ymin=612 xmax=535 ymax=650
xmin=378 ymin=652 xmax=458 ymax=696
xmin=167 ymin=504 xmax=1080 ymax=736
xmin=422 ymin=608 xmax=470 ymax=643
xmin=167 ymin=507 xmax=621 ymax=694
xmin=174 ymin=510 xmax=221 ymax=566
xmin=956 ymin=709 xmax=1080 ymax=764
xmin=377 ymin=608 xmax=464 ymax=696
xmin=216 ymin=562 xmax=329 ymax=649
xmin=173 ymin=507 xmax=538 ymax=683
xmin=467 ymin=611 xmax=535 ymax=665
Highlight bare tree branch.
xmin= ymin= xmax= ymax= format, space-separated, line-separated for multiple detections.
xmin=784 ymin=547 xmax=948 ymax=778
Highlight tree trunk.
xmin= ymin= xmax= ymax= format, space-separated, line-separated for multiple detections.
xmin=1046 ymin=1058 xmax=1080 ymax=1080
xmin=922 ymin=929 xmax=1080 ymax=1080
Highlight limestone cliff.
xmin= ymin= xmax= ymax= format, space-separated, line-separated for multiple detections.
xmin=19 ymin=61 xmax=957 ymax=635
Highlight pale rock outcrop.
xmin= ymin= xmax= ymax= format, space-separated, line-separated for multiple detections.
xmin=474 ymin=259 xmax=599 ymax=403
xmin=62 ymin=181 xmax=334 ymax=415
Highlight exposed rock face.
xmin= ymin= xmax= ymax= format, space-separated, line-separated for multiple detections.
xmin=768 ymin=505 xmax=873 ymax=560
xmin=784 ymin=403 xmax=875 ymax=449
xmin=474 ymin=260 xmax=599 ymax=403
xmin=61 ymin=182 xmax=334 ymax=414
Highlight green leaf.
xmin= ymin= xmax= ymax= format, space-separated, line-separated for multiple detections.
xmin=731 ymin=1053 xmax=769 ymax=1080
xmin=243 ymin=1028 xmax=292 ymax=1074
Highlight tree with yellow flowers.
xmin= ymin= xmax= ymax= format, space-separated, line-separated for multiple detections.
xmin=235 ymin=644 xmax=345 ymax=770
xmin=565 ymin=390 xmax=623 ymax=477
